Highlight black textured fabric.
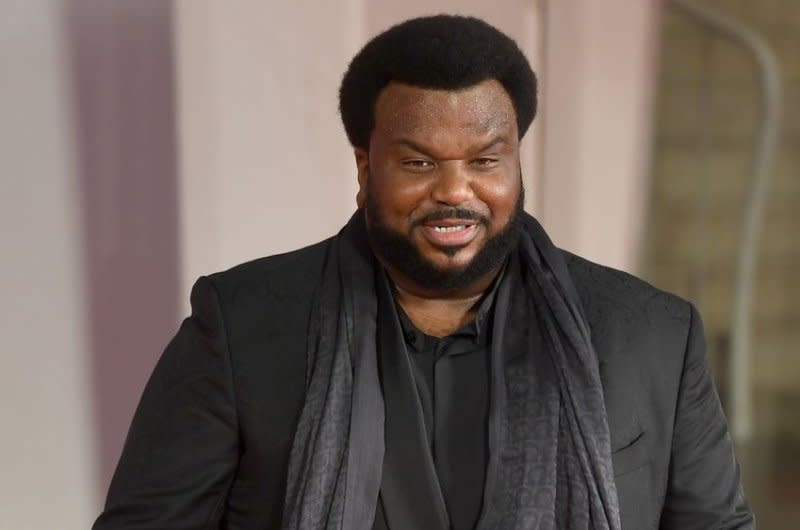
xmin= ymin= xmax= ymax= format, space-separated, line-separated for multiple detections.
xmin=478 ymin=230 xmax=620 ymax=529
xmin=281 ymin=210 xmax=621 ymax=529
xmin=281 ymin=210 xmax=384 ymax=529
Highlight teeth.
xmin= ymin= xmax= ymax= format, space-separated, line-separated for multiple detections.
xmin=433 ymin=225 xmax=466 ymax=233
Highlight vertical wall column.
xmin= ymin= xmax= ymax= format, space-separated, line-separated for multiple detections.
xmin=63 ymin=0 xmax=182 ymax=500
xmin=2 ymin=2 xmax=96 ymax=527
xmin=174 ymin=0 xmax=364 ymax=303
xmin=540 ymin=0 xmax=661 ymax=272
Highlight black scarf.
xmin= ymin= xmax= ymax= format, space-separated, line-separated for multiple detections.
xmin=282 ymin=210 xmax=621 ymax=529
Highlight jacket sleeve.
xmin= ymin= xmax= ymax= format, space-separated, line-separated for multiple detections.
xmin=93 ymin=277 xmax=239 ymax=529
xmin=659 ymin=303 xmax=755 ymax=529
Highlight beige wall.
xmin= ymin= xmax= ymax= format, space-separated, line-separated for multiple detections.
xmin=175 ymin=0 xmax=365 ymax=301
xmin=1 ymin=2 xmax=96 ymax=529
xmin=541 ymin=0 xmax=661 ymax=272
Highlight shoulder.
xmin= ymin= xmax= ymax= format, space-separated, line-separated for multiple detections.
xmin=559 ymin=250 xmax=697 ymax=388
xmin=560 ymin=249 xmax=693 ymax=331
xmin=203 ymin=237 xmax=333 ymax=307
xmin=189 ymin=238 xmax=333 ymax=395
xmin=186 ymin=238 xmax=334 ymax=343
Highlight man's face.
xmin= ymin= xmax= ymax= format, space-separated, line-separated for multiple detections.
xmin=356 ymin=79 xmax=523 ymax=294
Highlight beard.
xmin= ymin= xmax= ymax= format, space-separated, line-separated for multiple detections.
xmin=365 ymin=188 xmax=525 ymax=293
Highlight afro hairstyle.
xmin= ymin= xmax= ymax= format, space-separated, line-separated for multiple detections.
xmin=338 ymin=14 xmax=538 ymax=150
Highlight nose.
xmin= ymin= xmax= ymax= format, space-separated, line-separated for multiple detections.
xmin=430 ymin=161 xmax=474 ymax=206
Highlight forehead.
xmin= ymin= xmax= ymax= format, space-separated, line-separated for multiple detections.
xmin=372 ymin=79 xmax=517 ymax=139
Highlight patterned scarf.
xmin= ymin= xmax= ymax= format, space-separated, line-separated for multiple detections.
xmin=281 ymin=210 xmax=620 ymax=529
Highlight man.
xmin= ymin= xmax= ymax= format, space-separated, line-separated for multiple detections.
xmin=94 ymin=15 xmax=754 ymax=530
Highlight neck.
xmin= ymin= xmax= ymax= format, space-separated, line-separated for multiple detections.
xmin=386 ymin=265 xmax=500 ymax=338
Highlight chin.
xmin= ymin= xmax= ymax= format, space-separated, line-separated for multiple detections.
xmin=424 ymin=248 xmax=477 ymax=269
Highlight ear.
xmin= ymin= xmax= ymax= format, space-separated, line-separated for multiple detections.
xmin=354 ymin=148 xmax=369 ymax=209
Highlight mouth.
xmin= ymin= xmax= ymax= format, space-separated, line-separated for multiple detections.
xmin=432 ymin=224 xmax=471 ymax=233
xmin=420 ymin=220 xmax=480 ymax=247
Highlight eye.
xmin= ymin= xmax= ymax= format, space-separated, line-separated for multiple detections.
xmin=472 ymin=157 xmax=499 ymax=169
xmin=401 ymin=159 xmax=435 ymax=171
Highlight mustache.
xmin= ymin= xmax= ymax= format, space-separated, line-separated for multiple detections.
xmin=414 ymin=207 xmax=488 ymax=226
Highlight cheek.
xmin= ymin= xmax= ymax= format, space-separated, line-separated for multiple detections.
xmin=477 ymin=176 xmax=520 ymax=219
xmin=370 ymin=174 xmax=430 ymax=218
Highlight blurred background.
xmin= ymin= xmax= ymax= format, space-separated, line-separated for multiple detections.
xmin=1 ymin=0 xmax=796 ymax=528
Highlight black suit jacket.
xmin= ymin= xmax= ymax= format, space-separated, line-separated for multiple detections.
xmin=93 ymin=238 xmax=754 ymax=529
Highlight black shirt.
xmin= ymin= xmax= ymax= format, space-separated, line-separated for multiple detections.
xmin=392 ymin=275 xmax=501 ymax=530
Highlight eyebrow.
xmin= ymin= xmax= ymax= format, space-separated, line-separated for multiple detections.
xmin=475 ymin=136 xmax=510 ymax=152
xmin=394 ymin=136 xmax=510 ymax=156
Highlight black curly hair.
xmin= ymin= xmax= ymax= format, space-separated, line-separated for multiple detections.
xmin=339 ymin=14 xmax=538 ymax=150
